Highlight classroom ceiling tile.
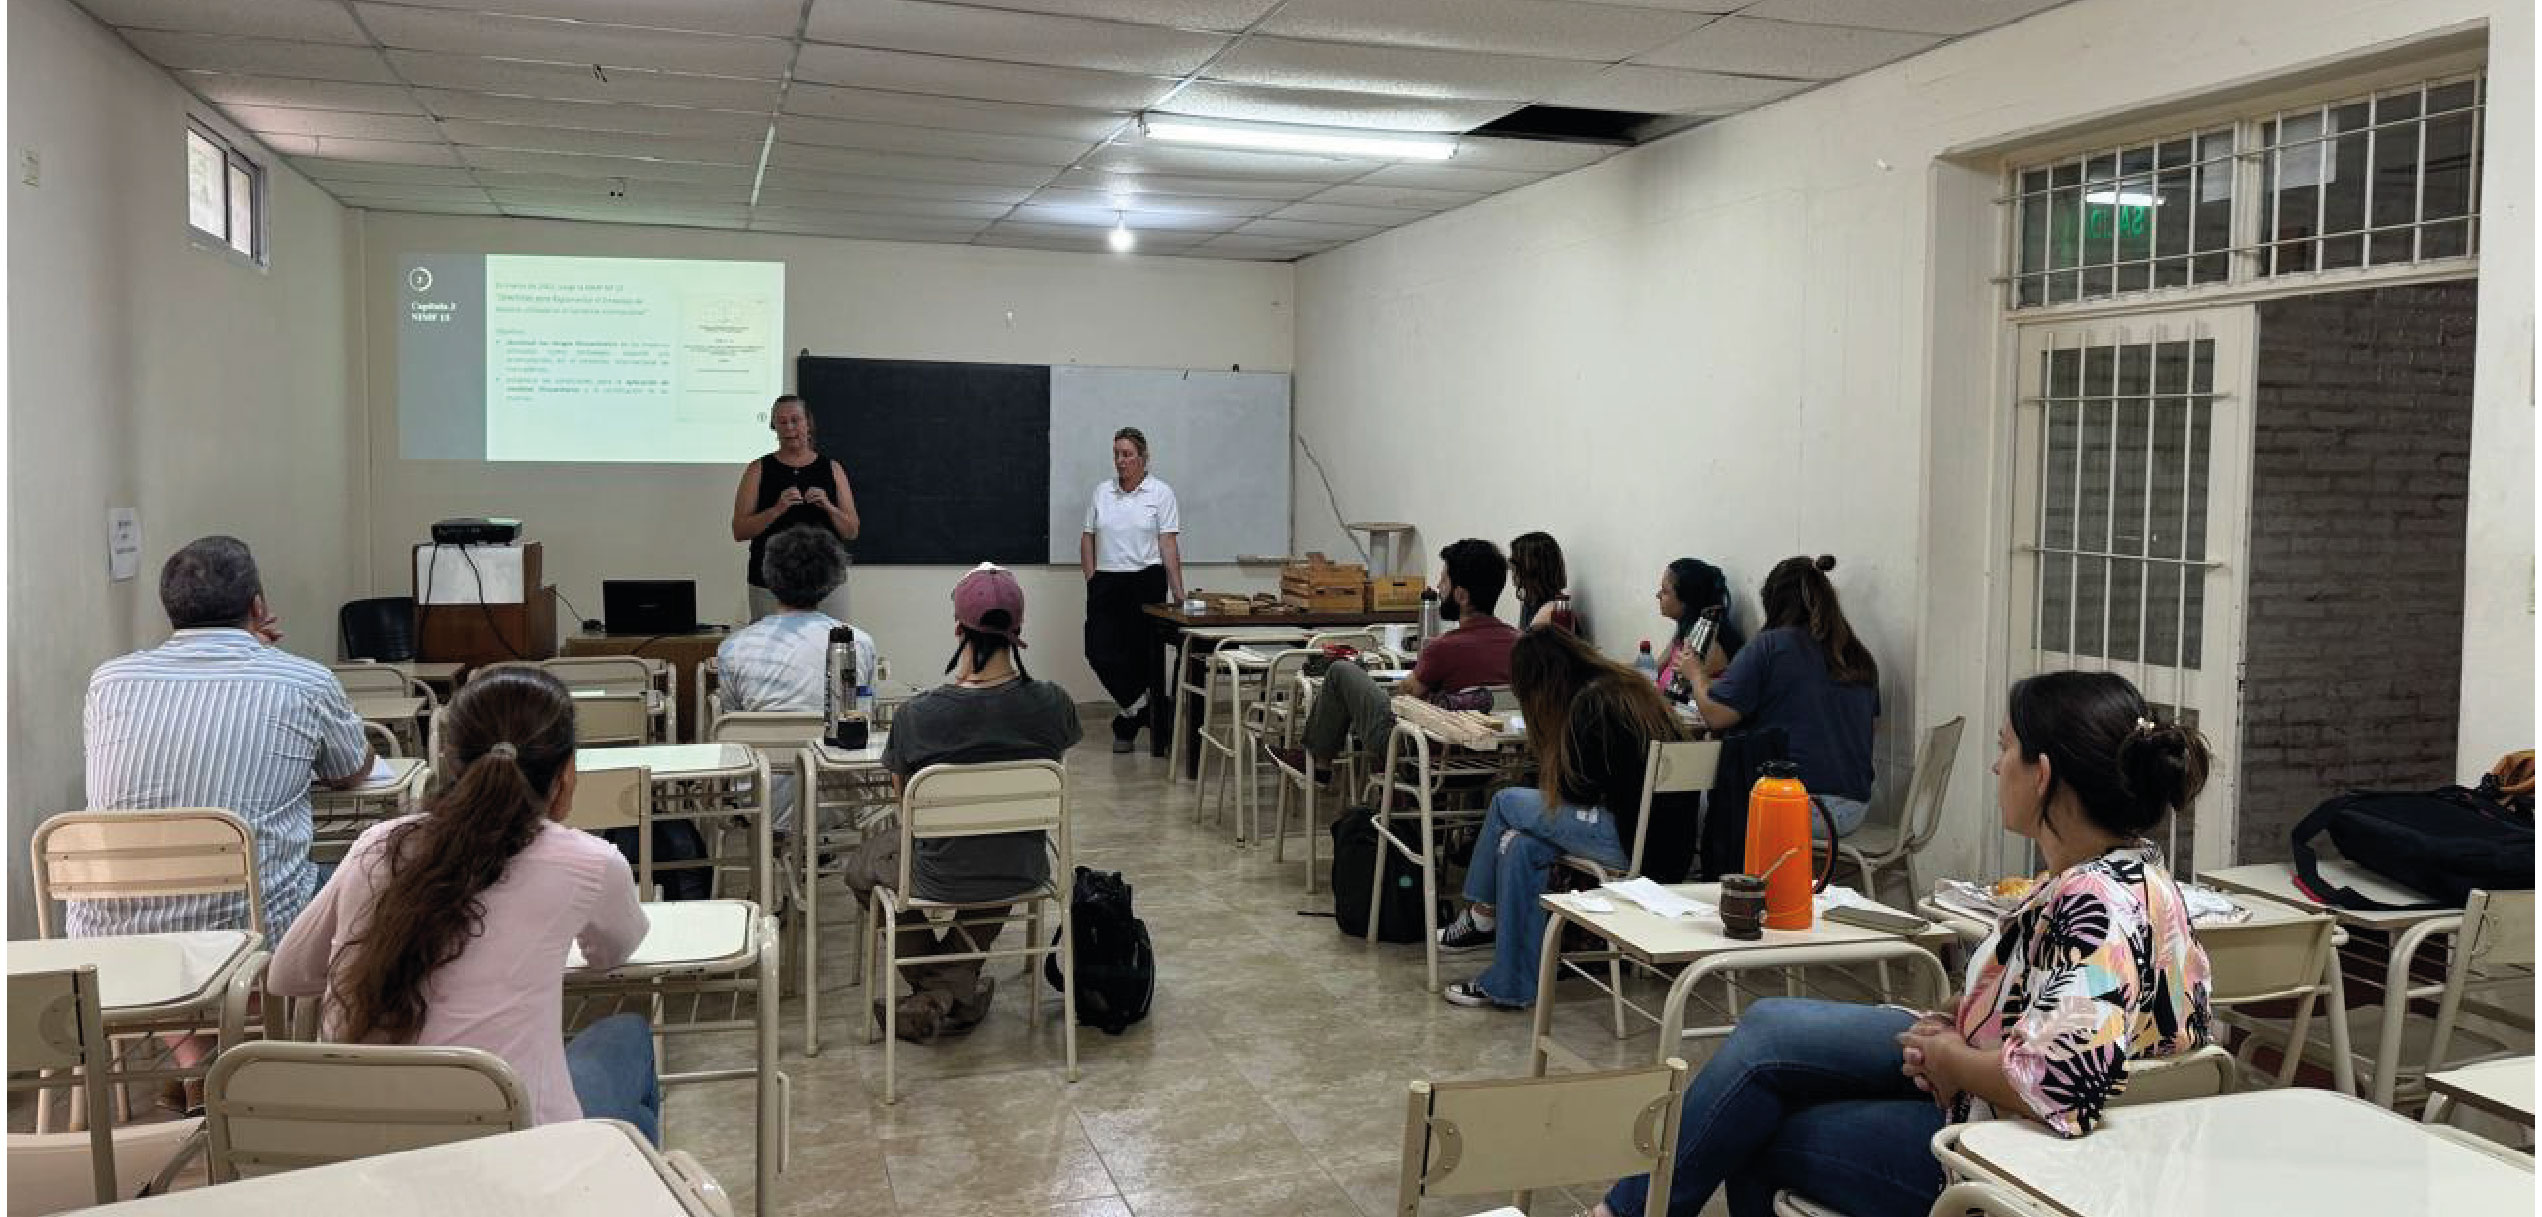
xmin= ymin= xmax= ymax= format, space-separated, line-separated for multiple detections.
xmin=254 ymin=135 xmax=462 ymax=165
xmin=1631 ymin=16 xmax=1942 ymax=79
xmin=319 ymin=181 xmax=494 ymax=204
xmin=1008 ymin=204 xmax=1245 ymax=233
xmin=223 ymin=107 xmax=445 ymax=144
xmin=791 ymin=44 xmax=1179 ymax=110
xmin=417 ymin=93 xmax=775 ymax=141
xmin=925 ymin=0 xmax=1278 ymax=30
xmin=1255 ymin=0 xmax=1710 ymax=62
xmin=1078 ymin=140 xmax=1379 ymax=183
xmin=1199 ymin=36 xmax=1603 ymax=101
xmin=805 ymin=0 xmax=1229 ymax=76
xmin=754 ymin=169 xmax=1038 ymax=204
xmin=474 ymin=173 xmax=758 ymax=203
xmin=1447 ymin=136 xmax=1618 ymax=174
xmin=351 ymin=5 xmax=793 ymax=78
xmin=340 ymin=198 xmax=505 ymax=215
xmin=178 ymin=73 xmax=423 ymax=115
xmin=370 ymin=0 xmax=807 ymax=37
xmin=1353 ymin=163 xmax=1550 ymax=193
xmin=783 ymin=85 xmax=1127 ymax=142
xmin=1303 ymin=183 xmax=1486 ymax=210
xmin=502 ymin=204 xmax=759 ymax=228
xmin=1153 ymin=83 xmax=1517 ymax=134
xmin=1542 ymin=63 xmax=1812 ymax=113
xmin=765 ymin=144 xmax=1065 ymax=188
xmin=1189 ymin=233 xmax=1341 ymax=258
xmin=752 ymin=214 xmax=995 ymax=240
xmin=120 ymin=32 xmax=400 ymax=83
xmin=774 ymin=116 xmax=1093 ymax=166
xmin=748 ymin=194 xmax=1017 ymax=221
xmin=1231 ymin=217 xmax=1387 ymax=242
xmin=289 ymin=157 xmax=479 ymax=185
xmin=439 ymin=122 xmax=763 ymax=166
xmin=1740 ymin=0 xmax=2074 ymax=37
xmin=458 ymin=147 xmax=759 ymax=182
xmin=1026 ymin=187 xmax=1284 ymax=217
xmin=387 ymin=54 xmax=786 ymax=110
xmin=1266 ymin=201 xmax=1436 ymax=228
xmin=1049 ymin=169 xmax=1326 ymax=200
xmin=74 ymin=0 xmax=369 ymax=44
xmin=975 ymin=222 xmax=1208 ymax=250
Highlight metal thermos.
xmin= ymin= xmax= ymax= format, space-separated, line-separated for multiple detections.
xmin=1417 ymin=587 xmax=1441 ymax=646
xmin=824 ymin=625 xmax=868 ymax=749
xmin=1668 ymin=607 xmax=1722 ymax=704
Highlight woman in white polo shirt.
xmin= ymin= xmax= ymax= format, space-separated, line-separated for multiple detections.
xmin=1080 ymin=427 xmax=1184 ymax=754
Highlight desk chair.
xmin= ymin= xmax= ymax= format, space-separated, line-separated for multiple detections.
xmin=864 ymin=760 xmax=1075 ymax=1104
xmin=568 ymin=765 xmax=656 ymax=896
xmin=1370 ymin=703 xmax=1522 ymax=993
xmin=2201 ymin=907 xmax=2348 ymax=1091
xmin=337 ymin=597 xmax=417 ymax=663
xmin=331 ymin=663 xmax=438 ymax=705
xmin=1832 ymin=717 xmax=1965 ymax=908
xmin=1396 ymin=1057 xmax=1690 ymax=1217
xmin=204 ymin=1040 xmax=531 ymax=1181
xmin=1558 ymin=738 xmax=1722 ymax=1038
xmin=8 ymin=967 xmax=120 ymax=1208
xmin=575 ymin=693 xmax=653 ymax=747
xmin=1198 ymin=631 xmax=1374 ymax=838
xmin=31 ymin=808 xmax=264 ymax=939
xmin=709 ymin=712 xmax=851 ymax=1057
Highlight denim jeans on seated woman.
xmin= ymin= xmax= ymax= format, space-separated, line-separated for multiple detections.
xmin=1603 ymin=998 xmax=1944 ymax=1217
xmin=1465 ymin=785 xmax=1627 ymax=1007
xmin=565 ymin=1011 xmax=662 ymax=1145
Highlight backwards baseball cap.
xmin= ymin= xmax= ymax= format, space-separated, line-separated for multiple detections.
xmin=953 ymin=562 xmax=1027 ymax=646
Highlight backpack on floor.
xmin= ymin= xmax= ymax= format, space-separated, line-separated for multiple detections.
xmin=1330 ymin=805 xmax=1427 ymax=943
xmin=1044 ymin=866 xmax=1154 ymax=1035
xmin=2290 ymin=786 xmax=2536 ymax=911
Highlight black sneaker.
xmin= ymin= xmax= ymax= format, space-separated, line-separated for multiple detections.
xmin=1441 ymin=980 xmax=1520 ymax=1010
xmin=1437 ymin=911 xmax=1495 ymax=955
xmin=942 ymin=976 xmax=995 ymax=1036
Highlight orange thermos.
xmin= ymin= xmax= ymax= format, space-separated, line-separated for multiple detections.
xmin=1745 ymin=760 xmax=1835 ymax=931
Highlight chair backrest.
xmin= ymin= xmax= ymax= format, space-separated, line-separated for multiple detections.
xmin=338 ymin=597 xmax=417 ymax=663
xmin=7 ymin=968 xmax=116 ymax=1207
xmin=709 ymin=711 xmax=826 ymax=748
xmin=1627 ymin=739 xmax=1723 ymax=875
xmin=362 ymin=721 xmax=402 ymax=759
xmin=2114 ymin=1043 xmax=2235 ymax=1106
xmin=568 ymin=765 xmax=650 ymax=834
xmin=205 ymin=1040 xmax=531 ymax=1181
xmin=2199 ymin=909 xmax=2339 ymax=1006
xmin=1397 ymin=1058 xmax=1689 ymax=1214
xmin=2464 ymin=888 xmax=2536 ymax=971
xmin=1899 ymin=716 xmax=1967 ymax=851
xmin=1308 ymin=630 xmax=1377 ymax=651
xmin=574 ymin=693 xmax=651 ymax=746
xmin=540 ymin=656 xmax=655 ymax=694
xmin=897 ymin=760 xmax=1068 ymax=896
xmin=1928 ymin=1181 xmax=2053 ymax=1217
xmin=1487 ymin=685 xmax=1520 ymax=714
xmin=330 ymin=664 xmax=412 ymax=697
xmin=31 ymin=808 xmax=263 ymax=938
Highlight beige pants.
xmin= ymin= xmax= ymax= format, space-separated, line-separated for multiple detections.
xmin=843 ymin=832 xmax=1006 ymax=1004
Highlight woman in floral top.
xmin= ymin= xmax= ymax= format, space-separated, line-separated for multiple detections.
xmin=1595 ymin=670 xmax=2213 ymax=1217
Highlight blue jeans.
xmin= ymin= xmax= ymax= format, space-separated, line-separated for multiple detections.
xmin=566 ymin=1012 xmax=661 ymax=1145
xmin=1465 ymin=786 xmax=1627 ymax=1007
xmin=1605 ymin=999 xmax=1943 ymax=1217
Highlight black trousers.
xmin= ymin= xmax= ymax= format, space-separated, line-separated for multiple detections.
xmin=1085 ymin=566 xmax=1171 ymax=747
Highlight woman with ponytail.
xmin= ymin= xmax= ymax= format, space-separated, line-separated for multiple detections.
xmin=1597 ymin=670 xmax=2213 ymax=1217
xmin=272 ymin=667 xmax=659 ymax=1140
xmin=1678 ymin=554 xmax=1879 ymax=835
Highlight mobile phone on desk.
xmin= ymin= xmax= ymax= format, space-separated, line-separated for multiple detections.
xmin=1823 ymin=905 xmax=1931 ymax=935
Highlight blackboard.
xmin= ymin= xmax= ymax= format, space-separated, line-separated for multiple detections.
xmin=797 ymin=356 xmax=1050 ymax=565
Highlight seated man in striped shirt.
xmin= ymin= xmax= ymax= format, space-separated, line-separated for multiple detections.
xmin=79 ymin=536 xmax=374 ymax=941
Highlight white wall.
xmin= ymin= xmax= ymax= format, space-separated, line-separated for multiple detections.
xmin=1293 ymin=0 xmax=2534 ymax=882
xmin=7 ymin=0 xmax=366 ymax=930
xmin=358 ymin=213 xmax=1295 ymax=701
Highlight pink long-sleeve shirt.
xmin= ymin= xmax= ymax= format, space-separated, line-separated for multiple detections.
xmin=272 ymin=815 xmax=649 ymax=1126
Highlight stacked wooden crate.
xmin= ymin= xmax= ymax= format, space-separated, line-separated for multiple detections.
xmin=1369 ymin=576 xmax=1426 ymax=610
xmin=1280 ymin=554 xmax=1367 ymax=612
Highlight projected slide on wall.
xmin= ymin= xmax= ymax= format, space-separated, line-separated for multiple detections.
xmin=398 ymin=254 xmax=784 ymax=463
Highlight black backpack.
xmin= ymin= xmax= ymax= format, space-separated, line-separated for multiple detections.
xmin=2290 ymin=786 xmax=2536 ymax=911
xmin=1330 ymin=805 xmax=1427 ymax=942
xmin=1044 ymin=866 xmax=1153 ymax=1034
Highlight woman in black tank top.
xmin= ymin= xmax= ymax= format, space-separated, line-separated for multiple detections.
xmin=731 ymin=396 xmax=860 ymax=621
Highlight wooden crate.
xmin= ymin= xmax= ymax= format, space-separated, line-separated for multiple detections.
xmin=1369 ymin=576 xmax=1426 ymax=611
xmin=1195 ymin=592 xmax=1251 ymax=616
xmin=1280 ymin=552 xmax=1368 ymax=612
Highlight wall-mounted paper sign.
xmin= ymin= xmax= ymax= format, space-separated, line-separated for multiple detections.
xmin=107 ymin=507 xmax=140 ymax=581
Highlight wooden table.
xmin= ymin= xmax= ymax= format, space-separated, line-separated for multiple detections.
xmin=83 ymin=1119 xmax=723 ymax=1216
xmin=567 ymin=901 xmax=783 ymax=1215
xmin=2425 ymin=1056 xmax=2535 ymax=1132
xmin=1526 ymin=884 xmax=1955 ymax=1076
xmin=2201 ymin=861 xmax=2465 ymax=1106
xmin=6 ymin=930 xmax=266 ymax=1087
xmin=1940 ymin=1088 xmax=2534 ymax=1215
xmin=1145 ymin=605 xmax=1417 ymax=775
xmin=565 ymin=633 xmax=729 ymax=742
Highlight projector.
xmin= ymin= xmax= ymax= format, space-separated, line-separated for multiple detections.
xmin=431 ymin=517 xmax=523 ymax=546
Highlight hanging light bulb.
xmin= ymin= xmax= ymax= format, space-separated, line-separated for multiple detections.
xmin=1108 ymin=214 xmax=1135 ymax=253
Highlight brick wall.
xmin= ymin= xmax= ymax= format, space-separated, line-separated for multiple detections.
xmin=2238 ymin=282 xmax=2478 ymax=860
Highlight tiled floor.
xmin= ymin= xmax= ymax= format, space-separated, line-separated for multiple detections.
xmin=661 ymin=717 xmax=1691 ymax=1217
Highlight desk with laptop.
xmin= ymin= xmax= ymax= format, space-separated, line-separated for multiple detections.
xmin=567 ymin=580 xmax=722 ymax=744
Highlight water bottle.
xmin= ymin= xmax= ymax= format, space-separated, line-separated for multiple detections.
xmin=825 ymin=625 xmax=867 ymax=749
xmin=1417 ymin=587 xmax=1441 ymax=646
xmin=1667 ymin=608 xmax=1721 ymax=704
xmin=1634 ymin=640 xmax=1659 ymax=683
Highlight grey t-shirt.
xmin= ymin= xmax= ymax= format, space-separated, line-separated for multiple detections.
xmin=880 ymin=678 xmax=1083 ymax=903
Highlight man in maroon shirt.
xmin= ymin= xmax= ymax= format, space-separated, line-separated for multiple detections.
xmin=1287 ymin=539 xmax=1520 ymax=770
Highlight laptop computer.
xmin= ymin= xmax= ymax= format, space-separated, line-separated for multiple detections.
xmin=601 ymin=580 xmax=698 ymax=635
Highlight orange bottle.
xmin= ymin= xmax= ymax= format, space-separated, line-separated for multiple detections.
xmin=1744 ymin=760 xmax=1819 ymax=931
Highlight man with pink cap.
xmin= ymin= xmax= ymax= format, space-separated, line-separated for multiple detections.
xmin=843 ymin=563 xmax=1082 ymax=1041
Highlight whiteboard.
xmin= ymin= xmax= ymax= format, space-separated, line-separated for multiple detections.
xmin=1046 ymin=367 xmax=1291 ymax=564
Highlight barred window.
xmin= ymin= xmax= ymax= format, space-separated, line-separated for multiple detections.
xmin=2259 ymin=76 xmax=2482 ymax=275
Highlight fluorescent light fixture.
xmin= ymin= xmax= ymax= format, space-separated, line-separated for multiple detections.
xmin=2083 ymin=189 xmax=2162 ymax=207
xmin=1139 ymin=114 xmax=1456 ymax=162
xmin=1108 ymin=217 xmax=1135 ymax=253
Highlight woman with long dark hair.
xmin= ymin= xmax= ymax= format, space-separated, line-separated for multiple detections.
xmin=1595 ymin=671 xmax=2214 ymax=1217
xmin=1653 ymin=557 xmax=1742 ymax=692
xmin=1680 ymin=554 xmax=1878 ymax=835
xmin=1508 ymin=531 xmax=1578 ymax=633
xmin=1439 ymin=628 xmax=1691 ymax=1009
xmin=272 ymin=667 xmax=659 ymax=1140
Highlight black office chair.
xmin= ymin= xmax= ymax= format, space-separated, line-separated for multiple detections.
xmin=338 ymin=597 xmax=418 ymax=662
